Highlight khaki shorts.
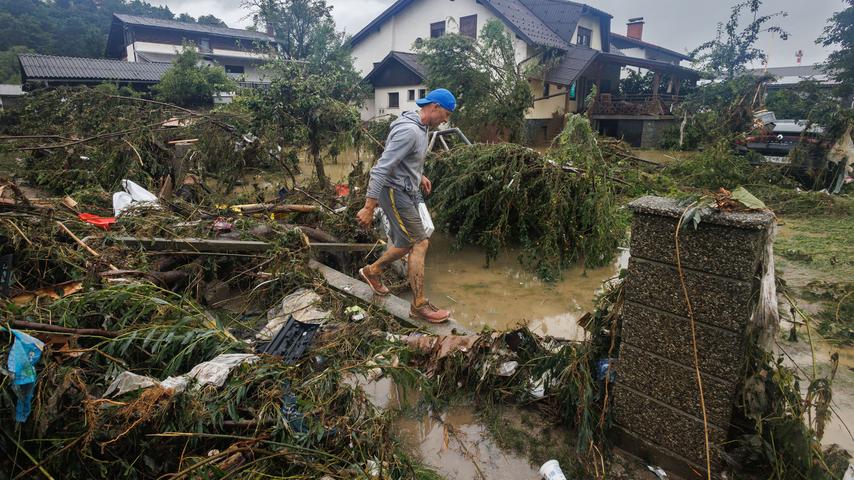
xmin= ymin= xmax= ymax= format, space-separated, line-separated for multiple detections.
xmin=377 ymin=186 xmax=428 ymax=248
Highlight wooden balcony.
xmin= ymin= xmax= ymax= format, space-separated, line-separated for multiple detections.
xmin=590 ymin=93 xmax=681 ymax=117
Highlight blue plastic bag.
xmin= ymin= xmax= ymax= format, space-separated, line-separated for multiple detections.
xmin=6 ymin=329 xmax=45 ymax=422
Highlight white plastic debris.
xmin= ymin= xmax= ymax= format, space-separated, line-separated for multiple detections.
xmin=183 ymin=354 xmax=260 ymax=389
xmin=530 ymin=377 xmax=546 ymax=399
xmin=113 ymin=179 xmax=160 ymax=216
xmin=497 ymin=361 xmax=519 ymax=377
xmin=647 ymin=465 xmax=668 ymax=479
xmin=539 ymin=459 xmax=568 ymax=479
xmin=102 ymin=354 xmax=258 ymax=397
xmin=529 ymin=371 xmax=552 ymax=399
xmin=104 ymin=372 xmax=158 ymax=397
xmin=417 ymin=202 xmax=435 ymax=237
xmin=843 ymin=463 xmax=853 ymax=480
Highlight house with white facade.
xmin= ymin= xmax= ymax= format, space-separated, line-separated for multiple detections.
xmin=19 ymin=14 xmax=276 ymax=98
xmin=351 ymin=0 xmax=699 ymax=146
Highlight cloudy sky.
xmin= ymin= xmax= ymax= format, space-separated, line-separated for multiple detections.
xmin=156 ymin=0 xmax=845 ymax=68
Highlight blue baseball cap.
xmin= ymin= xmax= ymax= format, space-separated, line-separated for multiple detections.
xmin=416 ymin=88 xmax=456 ymax=112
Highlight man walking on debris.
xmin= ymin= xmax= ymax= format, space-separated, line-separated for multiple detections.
xmin=356 ymin=88 xmax=456 ymax=324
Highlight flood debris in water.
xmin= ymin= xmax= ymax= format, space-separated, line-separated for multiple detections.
xmin=0 ymin=84 xmax=850 ymax=480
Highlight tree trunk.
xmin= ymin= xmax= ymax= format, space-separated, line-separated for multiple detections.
xmin=311 ymin=142 xmax=328 ymax=188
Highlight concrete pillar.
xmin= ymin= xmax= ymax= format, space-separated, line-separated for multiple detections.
xmin=612 ymin=196 xmax=775 ymax=478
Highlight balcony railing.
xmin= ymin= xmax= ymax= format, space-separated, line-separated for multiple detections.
xmin=590 ymin=93 xmax=681 ymax=116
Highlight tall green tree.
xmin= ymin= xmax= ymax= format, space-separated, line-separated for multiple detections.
xmin=243 ymin=60 xmax=359 ymax=187
xmin=243 ymin=0 xmax=366 ymax=185
xmin=818 ymin=0 xmax=854 ymax=97
xmin=245 ymin=0 xmax=363 ymax=97
xmin=691 ymin=0 xmax=789 ymax=79
xmin=246 ymin=0 xmax=332 ymax=60
xmin=417 ymin=19 xmax=543 ymax=143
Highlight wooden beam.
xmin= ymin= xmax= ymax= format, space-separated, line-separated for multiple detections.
xmin=107 ymin=236 xmax=272 ymax=253
xmin=673 ymin=76 xmax=681 ymax=103
xmin=309 ymin=259 xmax=469 ymax=336
xmin=109 ymin=236 xmax=380 ymax=255
xmin=651 ymin=72 xmax=661 ymax=99
xmin=308 ymin=242 xmax=379 ymax=253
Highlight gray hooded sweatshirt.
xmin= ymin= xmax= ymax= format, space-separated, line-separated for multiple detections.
xmin=367 ymin=111 xmax=428 ymax=200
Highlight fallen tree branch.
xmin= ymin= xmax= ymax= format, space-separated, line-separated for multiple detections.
xmin=8 ymin=320 xmax=119 ymax=338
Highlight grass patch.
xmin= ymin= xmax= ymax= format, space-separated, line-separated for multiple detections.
xmin=775 ymin=216 xmax=854 ymax=279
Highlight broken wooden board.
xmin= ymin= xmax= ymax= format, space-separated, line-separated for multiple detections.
xmin=309 ymin=259 xmax=469 ymax=336
xmin=109 ymin=236 xmax=378 ymax=255
xmin=108 ymin=236 xmax=272 ymax=253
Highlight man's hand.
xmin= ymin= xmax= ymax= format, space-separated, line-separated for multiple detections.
xmin=356 ymin=198 xmax=378 ymax=229
xmin=420 ymin=175 xmax=432 ymax=196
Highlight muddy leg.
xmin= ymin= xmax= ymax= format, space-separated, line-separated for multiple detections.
xmin=408 ymin=239 xmax=429 ymax=306
xmin=365 ymin=245 xmax=410 ymax=276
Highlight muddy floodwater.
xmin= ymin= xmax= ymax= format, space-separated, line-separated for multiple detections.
xmin=424 ymin=234 xmax=628 ymax=340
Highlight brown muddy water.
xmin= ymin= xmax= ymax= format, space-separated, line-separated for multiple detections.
xmin=344 ymin=373 xmax=554 ymax=480
xmin=424 ymin=234 xmax=628 ymax=340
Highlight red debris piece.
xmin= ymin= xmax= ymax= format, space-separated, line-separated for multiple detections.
xmin=78 ymin=213 xmax=117 ymax=230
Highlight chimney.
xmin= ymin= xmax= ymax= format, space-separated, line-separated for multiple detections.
xmin=265 ymin=22 xmax=275 ymax=37
xmin=627 ymin=17 xmax=644 ymax=40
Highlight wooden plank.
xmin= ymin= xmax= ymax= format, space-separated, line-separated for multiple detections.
xmin=309 ymin=259 xmax=469 ymax=336
xmin=110 ymin=237 xmax=378 ymax=254
xmin=308 ymin=242 xmax=379 ymax=252
xmin=108 ymin=236 xmax=272 ymax=253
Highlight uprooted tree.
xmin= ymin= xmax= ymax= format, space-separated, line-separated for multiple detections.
xmin=426 ymin=115 xmax=622 ymax=281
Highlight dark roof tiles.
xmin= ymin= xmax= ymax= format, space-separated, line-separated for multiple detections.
xmin=610 ymin=32 xmax=691 ymax=61
xmin=544 ymin=45 xmax=598 ymax=85
xmin=481 ymin=0 xmax=570 ymax=50
xmin=19 ymin=54 xmax=171 ymax=83
xmin=113 ymin=14 xmax=275 ymax=43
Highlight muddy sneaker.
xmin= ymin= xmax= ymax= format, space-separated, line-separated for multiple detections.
xmin=359 ymin=267 xmax=390 ymax=296
xmin=409 ymin=300 xmax=450 ymax=324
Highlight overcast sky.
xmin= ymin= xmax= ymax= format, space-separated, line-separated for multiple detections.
xmin=156 ymin=0 xmax=844 ymax=68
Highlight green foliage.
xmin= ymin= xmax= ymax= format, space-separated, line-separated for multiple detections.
xmin=196 ymin=14 xmax=228 ymax=27
xmin=663 ymin=139 xmax=754 ymax=190
xmin=243 ymin=60 xmax=360 ymax=186
xmin=619 ymin=70 xmax=696 ymax=97
xmin=248 ymin=0 xmax=332 ymax=60
xmin=0 ymin=46 xmax=33 ymax=83
xmin=153 ymin=47 xmax=235 ymax=107
xmin=1 ymin=86 xmax=285 ymax=195
xmin=765 ymin=82 xmax=830 ymax=120
xmin=247 ymin=0 xmax=363 ymax=94
xmin=427 ymin=115 xmax=623 ymax=281
xmin=737 ymin=345 xmax=848 ymax=479
xmin=691 ymin=0 xmax=789 ymax=79
xmin=676 ymin=74 xmax=770 ymax=143
xmin=658 ymin=121 xmax=703 ymax=150
xmin=818 ymin=0 xmax=854 ymax=97
xmin=417 ymin=19 xmax=543 ymax=143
